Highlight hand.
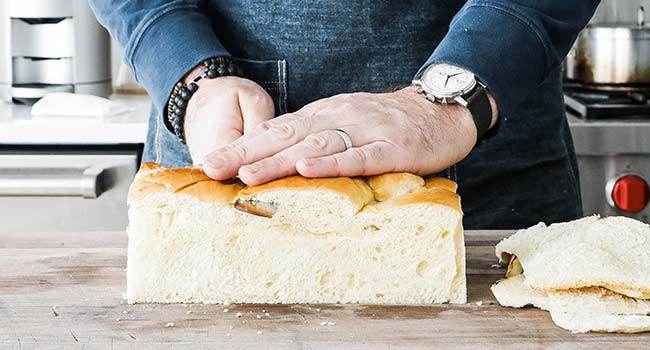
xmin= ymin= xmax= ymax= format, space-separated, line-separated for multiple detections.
xmin=203 ymin=86 xmax=496 ymax=185
xmin=183 ymin=76 xmax=274 ymax=165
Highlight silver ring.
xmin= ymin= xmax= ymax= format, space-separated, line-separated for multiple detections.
xmin=333 ymin=128 xmax=353 ymax=150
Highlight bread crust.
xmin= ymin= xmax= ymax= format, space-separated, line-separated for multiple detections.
xmin=128 ymin=163 xmax=244 ymax=204
xmin=129 ymin=163 xmax=461 ymax=213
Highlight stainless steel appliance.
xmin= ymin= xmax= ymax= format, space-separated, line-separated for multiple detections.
xmin=0 ymin=93 xmax=149 ymax=234
xmin=565 ymin=6 xmax=650 ymax=86
xmin=0 ymin=148 xmax=141 ymax=234
xmin=566 ymin=89 xmax=650 ymax=223
xmin=0 ymin=0 xmax=111 ymax=103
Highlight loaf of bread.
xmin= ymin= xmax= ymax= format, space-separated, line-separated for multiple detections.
xmin=126 ymin=163 xmax=466 ymax=304
xmin=491 ymin=216 xmax=650 ymax=333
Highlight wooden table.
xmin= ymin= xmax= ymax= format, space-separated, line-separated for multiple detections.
xmin=1 ymin=230 xmax=648 ymax=349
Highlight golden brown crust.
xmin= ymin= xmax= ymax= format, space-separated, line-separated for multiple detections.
xmin=424 ymin=177 xmax=458 ymax=193
xmin=129 ymin=163 xmax=244 ymax=204
xmin=129 ymin=164 xmax=461 ymax=212
xmin=374 ymin=187 xmax=462 ymax=214
xmin=366 ymin=173 xmax=425 ymax=201
xmin=138 ymin=162 xmax=161 ymax=172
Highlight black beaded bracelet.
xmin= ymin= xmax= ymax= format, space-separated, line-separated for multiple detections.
xmin=166 ymin=57 xmax=243 ymax=143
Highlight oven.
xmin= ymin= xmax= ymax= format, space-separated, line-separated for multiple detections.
xmin=0 ymin=145 xmax=142 ymax=233
xmin=566 ymin=89 xmax=650 ymax=223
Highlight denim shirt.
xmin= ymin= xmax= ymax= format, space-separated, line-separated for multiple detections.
xmin=90 ymin=1 xmax=598 ymax=229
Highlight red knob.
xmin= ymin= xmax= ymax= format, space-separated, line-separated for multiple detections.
xmin=611 ymin=175 xmax=650 ymax=213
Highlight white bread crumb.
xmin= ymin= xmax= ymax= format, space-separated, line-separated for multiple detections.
xmin=165 ymin=322 xmax=174 ymax=327
xmin=125 ymin=169 xmax=466 ymax=305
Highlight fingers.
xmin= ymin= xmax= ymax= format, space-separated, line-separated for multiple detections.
xmin=296 ymin=142 xmax=402 ymax=178
xmin=238 ymin=128 xmax=360 ymax=185
xmin=204 ymin=113 xmax=340 ymax=179
xmin=226 ymin=97 xmax=328 ymax=146
xmin=239 ymin=112 xmax=305 ymax=140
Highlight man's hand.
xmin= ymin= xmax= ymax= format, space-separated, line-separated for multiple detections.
xmin=203 ymin=86 xmax=497 ymax=185
xmin=184 ymin=76 xmax=274 ymax=165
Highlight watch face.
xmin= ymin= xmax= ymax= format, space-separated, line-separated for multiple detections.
xmin=421 ymin=64 xmax=476 ymax=99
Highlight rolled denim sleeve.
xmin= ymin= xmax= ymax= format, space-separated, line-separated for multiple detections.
xmin=420 ymin=0 xmax=599 ymax=119
xmin=89 ymin=1 xmax=230 ymax=113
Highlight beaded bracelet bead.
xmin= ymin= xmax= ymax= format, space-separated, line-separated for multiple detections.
xmin=166 ymin=57 xmax=243 ymax=143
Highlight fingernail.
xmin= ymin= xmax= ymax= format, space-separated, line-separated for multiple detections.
xmin=207 ymin=156 xmax=224 ymax=169
xmin=242 ymin=163 xmax=261 ymax=174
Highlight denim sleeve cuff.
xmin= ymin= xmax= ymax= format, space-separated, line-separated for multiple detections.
xmin=129 ymin=8 xmax=230 ymax=113
xmin=419 ymin=3 xmax=552 ymax=119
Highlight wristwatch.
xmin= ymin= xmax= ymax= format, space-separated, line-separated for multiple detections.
xmin=412 ymin=63 xmax=493 ymax=142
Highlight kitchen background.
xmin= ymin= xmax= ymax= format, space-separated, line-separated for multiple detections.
xmin=0 ymin=0 xmax=648 ymax=233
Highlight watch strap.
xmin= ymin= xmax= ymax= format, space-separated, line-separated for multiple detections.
xmin=465 ymin=82 xmax=492 ymax=142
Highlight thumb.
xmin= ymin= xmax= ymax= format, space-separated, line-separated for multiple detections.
xmin=186 ymin=101 xmax=243 ymax=166
xmin=238 ymin=86 xmax=275 ymax=134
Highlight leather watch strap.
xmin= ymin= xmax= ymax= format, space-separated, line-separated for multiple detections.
xmin=465 ymin=83 xmax=492 ymax=142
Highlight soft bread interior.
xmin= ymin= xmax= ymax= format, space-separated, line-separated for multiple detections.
xmin=492 ymin=274 xmax=650 ymax=333
xmin=127 ymin=164 xmax=466 ymax=305
xmin=492 ymin=216 xmax=650 ymax=333
xmin=495 ymin=215 xmax=650 ymax=299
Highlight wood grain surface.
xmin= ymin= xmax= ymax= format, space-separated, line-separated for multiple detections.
xmin=0 ymin=230 xmax=648 ymax=349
